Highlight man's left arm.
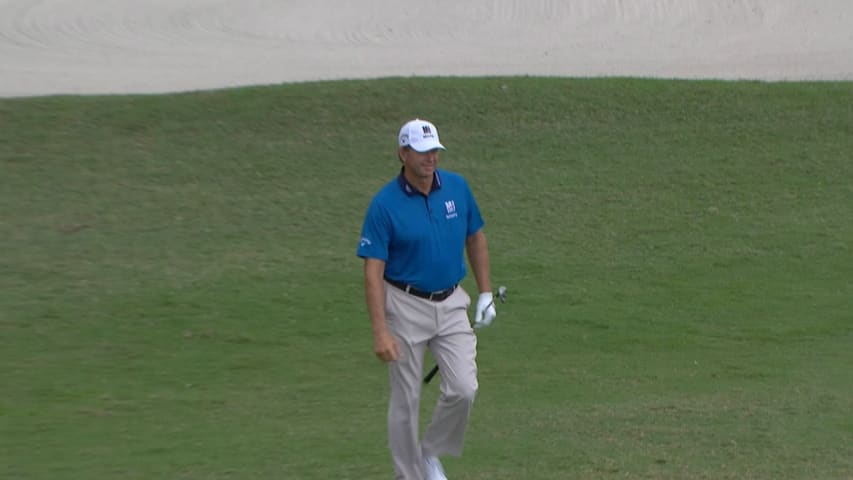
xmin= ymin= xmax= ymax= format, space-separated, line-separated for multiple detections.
xmin=466 ymin=230 xmax=496 ymax=328
xmin=465 ymin=230 xmax=491 ymax=294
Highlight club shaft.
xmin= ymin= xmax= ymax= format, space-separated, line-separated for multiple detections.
xmin=423 ymin=287 xmax=505 ymax=384
xmin=424 ymin=365 xmax=440 ymax=384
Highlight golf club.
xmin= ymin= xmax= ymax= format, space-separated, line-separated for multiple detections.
xmin=423 ymin=285 xmax=507 ymax=384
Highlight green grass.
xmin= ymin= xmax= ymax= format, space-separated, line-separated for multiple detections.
xmin=2 ymin=77 xmax=852 ymax=479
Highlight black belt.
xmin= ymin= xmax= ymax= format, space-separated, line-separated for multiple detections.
xmin=384 ymin=277 xmax=457 ymax=302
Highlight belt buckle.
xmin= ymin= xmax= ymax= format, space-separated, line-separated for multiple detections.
xmin=430 ymin=287 xmax=449 ymax=301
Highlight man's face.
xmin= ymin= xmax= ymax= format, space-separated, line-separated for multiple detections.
xmin=400 ymin=147 xmax=440 ymax=179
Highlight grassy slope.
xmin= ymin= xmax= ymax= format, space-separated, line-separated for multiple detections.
xmin=1 ymin=78 xmax=851 ymax=479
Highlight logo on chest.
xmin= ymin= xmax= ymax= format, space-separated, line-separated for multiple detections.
xmin=444 ymin=200 xmax=458 ymax=219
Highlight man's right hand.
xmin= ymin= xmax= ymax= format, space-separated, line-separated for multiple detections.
xmin=373 ymin=330 xmax=401 ymax=362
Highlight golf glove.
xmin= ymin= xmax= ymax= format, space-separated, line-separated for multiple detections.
xmin=473 ymin=292 xmax=497 ymax=329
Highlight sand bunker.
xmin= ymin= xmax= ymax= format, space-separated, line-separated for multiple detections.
xmin=1 ymin=0 xmax=851 ymax=96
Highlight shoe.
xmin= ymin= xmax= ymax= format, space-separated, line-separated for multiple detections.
xmin=423 ymin=455 xmax=448 ymax=480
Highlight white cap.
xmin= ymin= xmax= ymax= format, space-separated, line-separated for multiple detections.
xmin=398 ymin=118 xmax=446 ymax=152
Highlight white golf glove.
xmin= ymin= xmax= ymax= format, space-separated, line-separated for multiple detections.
xmin=473 ymin=292 xmax=497 ymax=329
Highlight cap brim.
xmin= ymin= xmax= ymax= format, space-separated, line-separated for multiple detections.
xmin=409 ymin=140 xmax=446 ymax=153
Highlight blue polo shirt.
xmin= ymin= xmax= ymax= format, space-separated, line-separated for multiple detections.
xmin=356 ymin=168 xmax=484 ymax=292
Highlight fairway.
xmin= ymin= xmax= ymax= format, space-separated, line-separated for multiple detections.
xmin=1 ymin=78 xmax=852 ymax=479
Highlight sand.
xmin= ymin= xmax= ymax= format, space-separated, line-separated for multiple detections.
xmin=1 ymin=0 xmax=851 ymax=97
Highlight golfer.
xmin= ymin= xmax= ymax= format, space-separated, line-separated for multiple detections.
xmin=356 ymin=118 xmax=497 ymax=480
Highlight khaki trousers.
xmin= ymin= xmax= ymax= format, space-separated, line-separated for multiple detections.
xmin=384 ymin=282 xmax=478 ymax=480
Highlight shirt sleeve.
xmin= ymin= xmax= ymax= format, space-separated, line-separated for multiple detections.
xmin=465 ymin=180 xmax=484 ymax=236
xmin=356 ymin=197 xmax=391 ymax=260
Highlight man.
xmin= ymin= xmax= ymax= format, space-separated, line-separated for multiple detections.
xmin=356 ymin=118 xmax=497 ymax=480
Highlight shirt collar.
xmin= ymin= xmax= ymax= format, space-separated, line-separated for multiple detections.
xmin=397 ymin=168 xmax=442 ymax=196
